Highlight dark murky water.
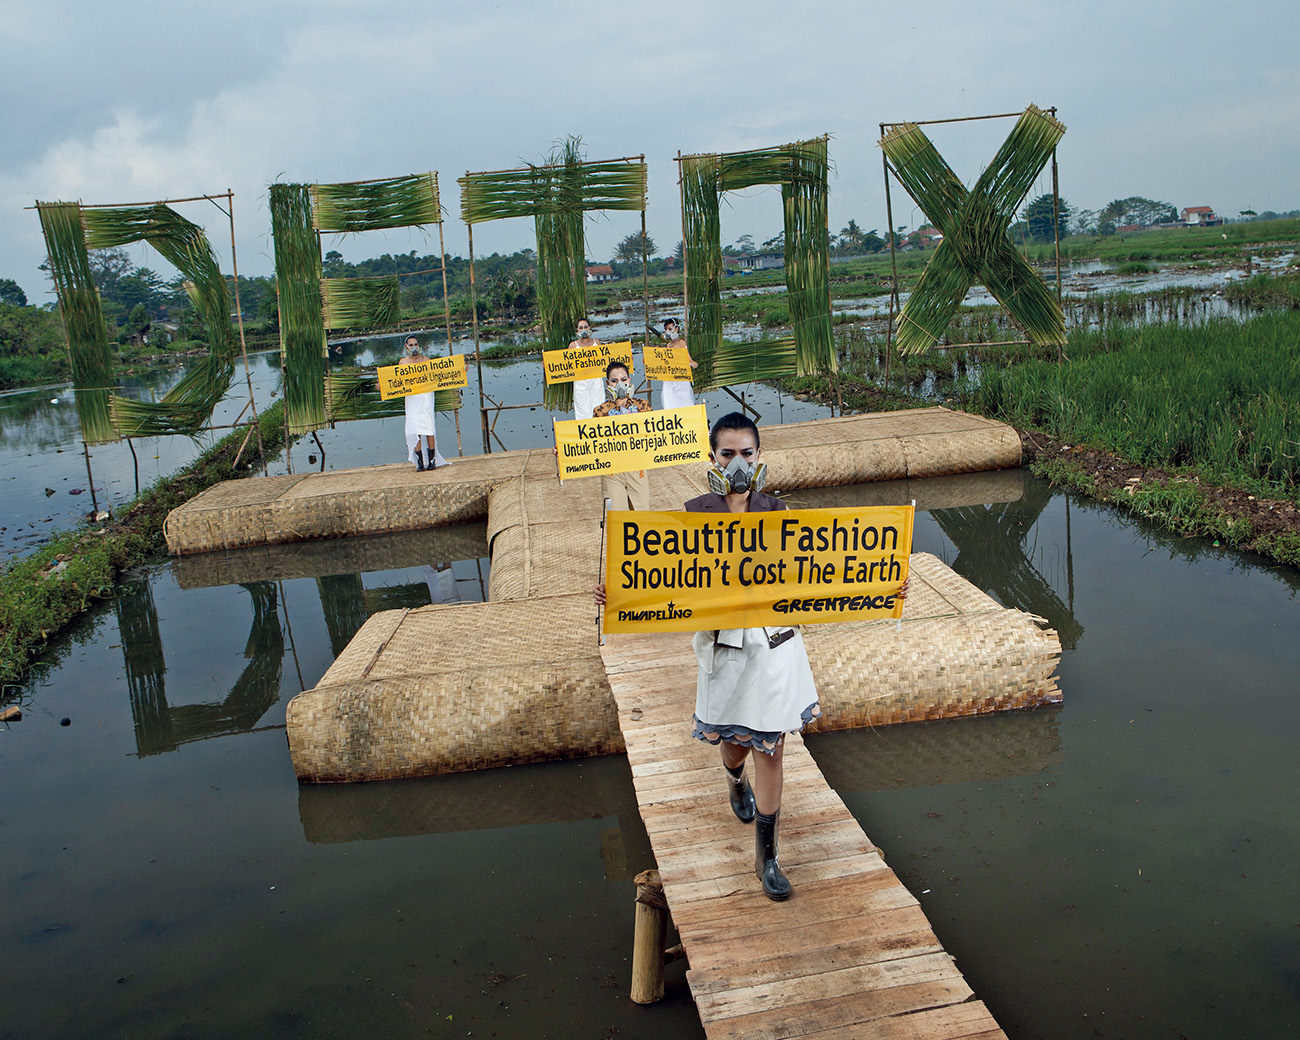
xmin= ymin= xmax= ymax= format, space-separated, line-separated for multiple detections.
xmin=4 ymin=461 xmax=1298 ymax=1037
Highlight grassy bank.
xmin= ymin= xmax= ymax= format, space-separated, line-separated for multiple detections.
xmin=974 ymin=313 xmax=1300 ymax=492
xmin=783 ymin=310 xmax=1300 ymax=568
xmin=1023 ymin=217 xmax=1300 ymax=264
xmin=0 ymin=404 xmax=286 ymax=686
xmin=1026 ymin=447 xmax=1300 ymax=568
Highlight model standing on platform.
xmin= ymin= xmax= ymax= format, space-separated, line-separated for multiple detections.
xmin=590 ymin=359 xmax=652 ymax=511
xmin=596 ymin=412 xmax=893 ymax=900
xmin=570 ymin=318 xmax=605 ymax=421
xmin=658 ymin=318 xmax=697 ymax=410
xmin=400 ymin=336 xmax=447 ymax=471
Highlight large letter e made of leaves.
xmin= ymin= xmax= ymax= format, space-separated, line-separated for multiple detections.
xmin=881 ymin=105 xmax=1066 ymax=354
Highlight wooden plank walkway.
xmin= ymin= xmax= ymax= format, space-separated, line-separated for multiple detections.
xmin=601 ymin=632 xmax=1007 ymax=1039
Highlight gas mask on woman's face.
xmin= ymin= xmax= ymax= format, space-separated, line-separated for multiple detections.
xmin=404 ymin=341 xmax=421 ymax=356
xmin=707 ymin=454 xmax=768 ymax=495
xmin=605 ymin=379 xmax=632 ymax=402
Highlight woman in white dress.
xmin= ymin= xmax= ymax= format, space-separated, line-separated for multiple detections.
xmin=569 ymin=318 xmax=605 ymax=421
xmin=658 ymin=318 xmax=697 ymax=410
xmin=400 ymin=335 xmax=447 ymax=471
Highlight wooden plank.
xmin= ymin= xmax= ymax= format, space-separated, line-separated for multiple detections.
xmin=696 ymin=978 xmax=976 ymax=1040
xmin=600 ymin=624 xmax=1007 ymax=1039
xmin=793 ymin=1002 xmax=1005 ymax=1040
xmin=687 ymin=929 xmax=947 ymax=991
xmin=683 ymin=905 xmax=934 ymax=969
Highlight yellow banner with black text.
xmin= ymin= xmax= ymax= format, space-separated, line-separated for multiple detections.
xmin=642 ymin=345 xmax=693 ymax=382
xmin=377 ymin=355 xmax=469 ymax=399
xmin=543 ymin=340 xmax=635 ymax=385
xmin=602 ymin=505 xmax=914 ymax=633
xmin=555 ymin=404 xmax=709 ymax=480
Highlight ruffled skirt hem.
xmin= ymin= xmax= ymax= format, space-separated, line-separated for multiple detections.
xmin=690 ymin=702 xmax=821 ymax=755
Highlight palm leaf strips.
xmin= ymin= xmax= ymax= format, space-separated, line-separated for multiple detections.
xmin=270 ymin=184 xmax=328 ymax=434
xmin=881 ymin=105 xmax=1066 ymax=354
xmin=459 ymin=142 xmax=647 ymax=412
xmin=320 ymin=276 xmax=401 ymax=329
xmin=311 ymin=174 xmax=440 ymax=233
xmin=680 ymin=138 xmax=834 ymax=388
xmin=36 ymin=202 xmax=116 ymax=443
xmin=82 ymin=204 xmax=238 ymax=437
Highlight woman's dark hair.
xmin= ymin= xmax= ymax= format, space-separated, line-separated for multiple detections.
xmin=663 ymin=318 xmax=679 ymax=330
xmin=605 ymin=360 xmax=631 ymax=380
xmin=709 ymin=411 xmax=760 ymax=451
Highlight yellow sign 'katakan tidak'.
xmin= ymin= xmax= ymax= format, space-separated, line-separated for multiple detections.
xmin=555 ymin=404 xmax=708 ymax=480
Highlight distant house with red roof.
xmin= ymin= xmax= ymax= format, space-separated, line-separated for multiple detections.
xmin=585 ymin=264 xmax=617 ymax=283
xmin=1180 ymin=206 xmax=1223 ymax=227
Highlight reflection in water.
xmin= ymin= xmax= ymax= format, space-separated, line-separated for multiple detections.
xmin=172 ymin=523 xmax=490 ymax=589
xmin=317 ymin=574 xmax=369 ymax=659
xmin=930 ymin=478 xmax=1085 ymax=649
xmin=115 ymin=575 xmax=170 ymax=754
xmin=296 ymin=756 xmax=650 ymax=885
xmin=297 ymin=755 xmax=641 ymax=844
xmin=116 ymin=578 xmax=284 ymax=756
xmin=809 ymin=707 xmax=1063 ymax=791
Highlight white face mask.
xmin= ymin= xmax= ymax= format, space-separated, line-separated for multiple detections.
xmin=404 ymin=342 xmax=420 ymax=356
xmin=577 ymin=326 xmax=591 ymax=338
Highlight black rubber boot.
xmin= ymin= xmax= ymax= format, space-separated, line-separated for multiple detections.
xmin=424 ymin=447 xmax=436 ymax=471
xmin=724 ymin=762 xmax=756 ymax=823
xmin=754 ymin=810 xmax=791 ymax=901
xmin=414 ymin=451 xmax=425 ymax=472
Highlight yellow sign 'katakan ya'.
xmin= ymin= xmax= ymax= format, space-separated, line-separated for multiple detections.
xmin=602 ymin=505 xmax=914 ymax=633
xmin=555 ymin=404 xmax=709 ymax=480
xmin=542 ymin=340 xmax=634 ymax=385
xmin=642 ymin=345 xmax=693 ymax=382
xmin=377 ymin=355 xmax=469 ymax=399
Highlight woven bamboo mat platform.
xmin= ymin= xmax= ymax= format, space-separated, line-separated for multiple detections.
xmin=287 ymin=552 xmax=1059 ymax=782
xmin=601 ymin=631 xmax=1007 ymax=1039
xmin=165 ymin=408 xmax=1020 ymax=555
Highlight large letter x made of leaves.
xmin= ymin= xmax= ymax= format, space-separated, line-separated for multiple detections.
xmin=880 ymin=105 xmax=1066 ymax=354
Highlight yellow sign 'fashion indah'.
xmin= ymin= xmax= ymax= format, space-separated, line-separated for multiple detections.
xmin=555 ymin=404 xmax=709 ymax=480
xmin=642 ymin=345 xmax=693 ymax=382
xmin=377 ymin=355 xmax=469 ymax=399
xmin=602 ymin=505 xmax=914 ymax=633
xmin=542 ymin=340 xmax=634 ymax=385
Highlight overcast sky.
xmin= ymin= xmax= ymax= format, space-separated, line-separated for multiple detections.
xmin=3 ymin=0 xmax=1297 ymax=302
